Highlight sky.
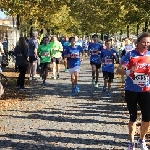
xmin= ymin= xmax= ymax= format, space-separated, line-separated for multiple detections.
xmin=0 ymin=11 xmax=7 ymax=19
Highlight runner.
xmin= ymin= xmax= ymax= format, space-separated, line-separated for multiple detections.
xmin=120 ymin=38 xmax=134 ymax=84
xmin=75 ymin=36 xmax=83 ymax=47
xmin=64 ymin=37 xmax=84 ymax=96
xmin=88 ymin=34 xmax=102 ymax=87
xmin=116 ymin=32 xmax=150 ymax=150
xmin=100 ymin=39 xmax=118 ymax=97
xmin=14 ymin=37 xmax=28 ymax=90
xmin=38 ymin=36 xmax=51 ymax=85
xmin=82 ymin=38 xmax=89 ymax=57
xmin=49 ymin=35 xmax=63 ymax=79
xmin=28 ymin=31 xmax=39 ymax=80
xmin=0 ymin=39 xmax=4 ymax=67
xmin=124 ymin=38 xmax=134 ymax=53
xmin=61 ymin=36 xmax=70 ymax=72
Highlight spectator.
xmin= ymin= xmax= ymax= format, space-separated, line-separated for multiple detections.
xmin=14 ymin=37 xmax=28 ymax=90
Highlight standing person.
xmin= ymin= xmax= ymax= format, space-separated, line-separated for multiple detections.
xmin=64 ymin=37 xmax=84 ymax=96
xmin=88 ymin=34 xmax=102 ymax=87
xmin=82 ymin=38 xmax=89 ymax=57
xmin=75 ymin=36 xmax=83 ymax=47
xmin=38 ymin=36 xmax=52 ymax=85
xmin=124 ymin=38 xmax=133 ymax=53
xmin=28 ymin=31 xmax=39 ymax=80
xmin=49 ymin=35 xmax=63 ymax=79
xmin=100 ymin=39 xmax=118 ymax=97
xmin=61 ymin=36 xmax=70 ymax=72
xmin=0 ymin=39 xmax=4 ymax=68
xmin=14 ymin=37 xmax=28 ymax=90
xmin=116 ymin=32 xmax=150 ymax=150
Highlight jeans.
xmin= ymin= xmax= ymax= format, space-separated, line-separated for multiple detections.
xmin=17 ymin=65 xmax=27 ymax=88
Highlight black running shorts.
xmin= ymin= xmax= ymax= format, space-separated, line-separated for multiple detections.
xmin=125 ymin=90 xmax=150 ymax=122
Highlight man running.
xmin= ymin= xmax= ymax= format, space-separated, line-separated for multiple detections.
xmin=64 ymin=37 xmax=84 ymax=96
xmin=61 ymin=36 xmax=70 ymax=72
xmin=88 ymin=34 xmax=102 ymax=87
xmin=100 ymin=39 xmax=118 ymax=97
xmin=28 ymin=31 xmax=39 ymax=80
xmin=49 ymin=35 xmax=63 ymax=79
xmin=38 ymin=36 xmax=51 ymax=85
xmin=82 ymin=38 xmax=89 ymax=57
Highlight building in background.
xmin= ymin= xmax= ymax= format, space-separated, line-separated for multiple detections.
xmin=0 ymin=18 xmax=16 ymax=40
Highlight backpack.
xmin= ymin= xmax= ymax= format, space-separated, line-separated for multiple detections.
xmin=15 ymin=46 xmax=27 ymax=66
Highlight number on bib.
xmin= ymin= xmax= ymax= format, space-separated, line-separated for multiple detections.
xmin=105 ymin=58 xmax=113 ymax=64
xmin=133 ymin=73 xmax=149 ymax=87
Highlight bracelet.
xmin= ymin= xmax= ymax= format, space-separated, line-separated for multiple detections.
xmin=126 ymin=70 xmax=130 ymax=76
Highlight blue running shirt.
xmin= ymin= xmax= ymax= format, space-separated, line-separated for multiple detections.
xmin=65 ymin=45 xmax=83 ymax=68
xmin=61 ymin=41 xmax=70 ymax=54
xmin=121 ymin=49 xmax=150 ymax=92
xmin=101 ymin=49 xmax=118 ymax=73
xmin=88 ymin=42 xmax=102 ymax=64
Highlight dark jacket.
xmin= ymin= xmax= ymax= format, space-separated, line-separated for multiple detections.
xmin=14 ymin=45 xmax=28 ymax=66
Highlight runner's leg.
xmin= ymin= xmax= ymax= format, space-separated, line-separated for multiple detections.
xmin=53 ymin=61 xmax=56 ymax=78
xmin=91 ymin=64 xmax=96 ymax=84
xmin=71 ymin=73 xmax=75 ymax=88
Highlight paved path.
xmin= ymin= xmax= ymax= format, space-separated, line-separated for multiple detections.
xmin=0 ymin=58 xmax=142 ymax=149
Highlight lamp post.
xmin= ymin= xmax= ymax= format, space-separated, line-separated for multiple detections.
xmin=127 ymin=24 xmax=129 ymax=38
xmin=29 ymin=19 xmax=33 ymax=38
xmin=136 ymin=23 xmax=139 ymax=37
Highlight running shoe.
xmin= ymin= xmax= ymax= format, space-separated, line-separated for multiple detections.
xmin=94 ymin=82 xmax=98 ymax=88
xmin=137 ymin=138 xmax=148 ymax=150
xmin=75 ymin=84 xmax=80 ymax=92
xmin=92 ymin=79 xmax=95 ymax=85
xmin=65 ymin=69 xmax=69 ymax=73
xmin=127 ymin=142 xmax=135 ymax=150
xmin=102 ymin=86 xmax=106 ymax=92
xmin=51 ymin=76 xmax=56 ymax=80
xmin=42 ymin=81 xmax=46 ymax=86
xmin=29 ymin=77 xmax=32 ymax=80
xmin=106 ymin=92 xmax=110 ymax=97
xmin=57 ymin=74 xmax=60 ymax=79
xmin=71 ymin=88 xmax=76 ymax=97
xmin=32 ymin=77 xmax=37 ymax=80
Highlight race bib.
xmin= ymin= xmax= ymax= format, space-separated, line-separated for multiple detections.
xmin=43 ymin=52 xmax=49 ymax=56
xmin=105 ymin=58 xmax=113 ymax=64
xmin=92 ymin=50 xmax=98 ymax=55
xmin=71 ymin=53 xmax=79 ymax=58
xmin=133 ymin=73 xmax=149 ymax=87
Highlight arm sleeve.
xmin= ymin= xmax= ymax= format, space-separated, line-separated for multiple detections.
xmin=34 ymin=42 xmax=38 ymax=49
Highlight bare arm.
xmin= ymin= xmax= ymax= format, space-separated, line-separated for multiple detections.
xmin=116 ymin=64 xmax=126 ymax=75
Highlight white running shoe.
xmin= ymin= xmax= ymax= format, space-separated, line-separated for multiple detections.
xmin=138 ymin=139 xmax=148 ymax=150
xmin=127 ymin=142 xmax=135 ymax=150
